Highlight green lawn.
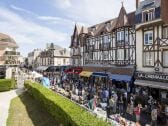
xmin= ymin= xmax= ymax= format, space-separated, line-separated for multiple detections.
xmin=7 ymin=92 xmax=60 ymax=126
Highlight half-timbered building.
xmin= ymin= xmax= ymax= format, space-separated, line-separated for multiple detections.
xmin=70 ymin=25 xmax=85 ymax=67
xmin=135 ymin=0 xmax=168 ymax=101
xmin=70 ymin=5 xmax=136 ymax=91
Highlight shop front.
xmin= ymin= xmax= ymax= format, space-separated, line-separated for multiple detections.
xmin=109 ymin=74 xmax=133 ymax=93
xmin=92 ymin=72 xmax=109 ymax=88
xmin=64 ymin=67 xmax=82 ymax=81
xmin=135 ymin=71 xmax=168 ymax=104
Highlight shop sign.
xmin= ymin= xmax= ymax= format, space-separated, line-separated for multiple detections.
xmin=135 ymin=71 xmax=168 ymax=82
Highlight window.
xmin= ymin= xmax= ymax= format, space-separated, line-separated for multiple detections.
xmin=103 ymin=51 xmax=108 ymax=60
xmin=63 ymin=59 xmax=66 ymax=64
xmin=125 ymin=49 xmax=129 ymax=60
xmin=117 ymin=49 xmax=124 ymax=60
xmin=163 ymin=26 xmax=168 ymax=39
xmin=163 ymin=51 xmax=168 ymax=67
xmin=125 ymin=30 xmax=129 ymax=42
xmin=103 ymin=35 xmax=108 ymax=43
xmin=143 ymin=10 xmax=154 ymax=22
xmin=144 ymin=31 xmax=153 ymax=45
xmin=144 ymin=52 xmax=154 ymax=66
xmin=106 ymin=22 xmax=111 ymax=29
xmin=89 ymin=52 xmax=93 ymax=60
xmin=117 ymin=31 xmax=124 ymax=41
xmin=95 ymin=38 xmax=99 ymax=49
xmin=112 ymin=51 xmax=115 ymax=60
xmin=91 ymin=27 xmax=96 ymax=31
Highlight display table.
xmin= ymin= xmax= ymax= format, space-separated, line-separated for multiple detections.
xmin=109 ymin=114 xmax=136 ymax=126
xmin=100 ymin=103 xmax=107 ymax=110
xmin=93 ymin=107 xmax=107 ymax=120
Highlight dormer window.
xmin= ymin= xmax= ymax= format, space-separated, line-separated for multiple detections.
xmin=91 ymin=27 xmax=96 ymax=31
xmin=143 ymin=9 xmax=154 ymax=22
xmin=106 ymin=22 xmax=111 ymax=29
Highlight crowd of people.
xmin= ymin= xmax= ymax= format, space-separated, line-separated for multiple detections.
xmin=38 ymin=74 xmax=168 ymax=126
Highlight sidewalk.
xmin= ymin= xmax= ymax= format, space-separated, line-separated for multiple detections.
xmin=0 ymin=88 xmax=24 ymax=126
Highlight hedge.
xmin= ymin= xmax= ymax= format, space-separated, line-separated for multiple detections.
xmin=24 ymin=81 xmax=110 ymax=126
xmin=0 ymin=79 xmax=16 ymax=92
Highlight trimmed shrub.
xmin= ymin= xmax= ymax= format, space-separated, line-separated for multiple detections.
xmin=0 ymin=79 xmax=16 ymax=92
xmin=24 ymin=81 xmax=110 ymax=126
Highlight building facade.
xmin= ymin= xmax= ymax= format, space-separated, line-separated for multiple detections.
xmin=0 ymin=33 xmax=20 ymax=78
xmin=36 ymin=43 xmax=70 ymax=67
xmin=70 ymin=5 xmax=136 ymax=91
xmin=70 ymin=25 xmax=85 ymax=66
xmin=135 ymin=0 xmax=168 ymax=101
xmin=27 ymin=49 xmax=42 ymax=68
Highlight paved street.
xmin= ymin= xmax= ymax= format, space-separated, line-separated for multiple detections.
xmin=0 ymin=88 xmax=24 ymax=126
xmin=0 ymin=70 xmax=26 ymax=126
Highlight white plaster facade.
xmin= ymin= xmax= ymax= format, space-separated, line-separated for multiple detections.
xmin=136 ymin=16 xmax=168 ymax=74
xmin=36 ymin=43 xmax=70 ymax=67
xmin=27 ymin=49 xmax=42 ymax=68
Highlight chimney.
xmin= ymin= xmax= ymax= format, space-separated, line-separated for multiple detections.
xmin=136 ymin=0 xmax=140 ymax=9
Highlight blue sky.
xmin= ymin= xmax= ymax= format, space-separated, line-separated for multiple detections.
xmin=0 ymin=0 xmax=135 ymax=56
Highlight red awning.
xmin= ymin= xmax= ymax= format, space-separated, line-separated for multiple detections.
xmin=64 ymin=67 xmax=82 ymax=74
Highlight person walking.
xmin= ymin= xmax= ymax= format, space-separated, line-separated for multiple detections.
xmin=151 ymin=105 xmax=157 ymax=126
xmin=113 ymin=92 xmax=118 ymax=114
xmin=118 ymin=95 xmax=124 ymax=115
xmin=130 ymin=94 xmax=134 ymax=115
xmin=109 ymin=96 xmax=114 ymax=114
xmin=105 ymin=88 xmax=109 ymax=103
xmin=134 ymin=104 xmax=142 ymax=124
xmin=123 ymin=93 xmax=127 ymax=115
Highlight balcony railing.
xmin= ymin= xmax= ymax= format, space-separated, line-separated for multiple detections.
xmin=4 ymin=60 xmax=20 ymax=65
xmin=4 ymin=51 xmax=20 ymax=56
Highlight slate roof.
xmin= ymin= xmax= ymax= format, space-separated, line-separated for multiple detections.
xmin=136 ymin=0 xmax=161 ymax=14
xmin=70 ymin=5 xmax=135 ymax=48
xmin=83 ymin=6 xmax=135 ymax=36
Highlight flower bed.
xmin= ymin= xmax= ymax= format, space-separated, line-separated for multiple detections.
xmin=24 ymin=81 xmax=110 ymax=126
xmin=0 ymin=79 xmax=16 ymax=92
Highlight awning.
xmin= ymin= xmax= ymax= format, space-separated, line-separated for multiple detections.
xmin=79 ymin=71 xmax=93 ymax=77
xmin=92 ymin=72 xmax=108 ymax=77
xmin=31 ymin=71 xmax=43 ymax=78
xmin=134 ymin=79 xmax=168 ymax=90
xmin=109 ymin=74 xmax=132 ymax=82
xmin=64 ymin=67 xmax=82 ymax=75
xmin=36 ymin=66 xmax=48 ymax=71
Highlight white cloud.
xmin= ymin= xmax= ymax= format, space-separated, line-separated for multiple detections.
xmin=38 ymin=16 xmax=74 ymax=25
xmin=10 ymin=4 xmax=37 ymax=16
xmin=10 ymin=5 xmax=78 ymax=28
xmin=0 ymin=7 xmax=69 ymax=56
xmin=54 ymin=0 xmax=71 ymax=9
xmin=53 ymin=0 xmax=136 ymax=25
